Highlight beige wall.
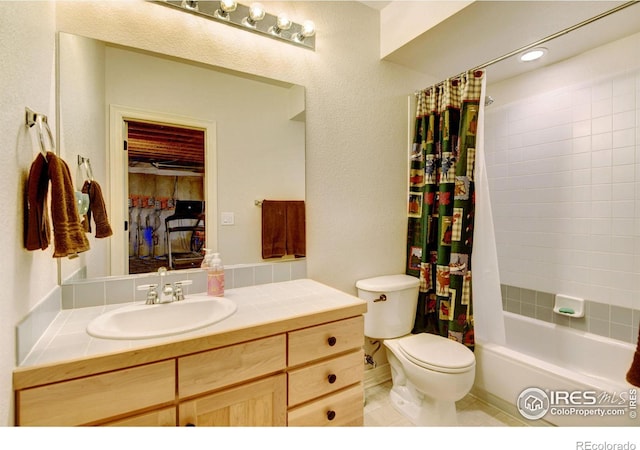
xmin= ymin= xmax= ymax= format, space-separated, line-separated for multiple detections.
xmin=0 ymin=0 xmax=58 ymax=427
xmin=0 ymin=0 xmax=426 ymax=425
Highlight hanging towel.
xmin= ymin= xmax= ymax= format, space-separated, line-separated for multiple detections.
xmin=626 ymin=325 xmax=640 ymax=387
xmin=25 ymin=152 xmax=90 ymax=258
xmin=81 ymin=180 xmax=113 ymax=238
xmin=285 ymin=200 xmax=306 ymax=257
xmin=25 ymin=153 xmax=50 ymax=251
xmin=261 ymin=200 xmax=306 ymax=259
xmin=262 ymin=200 xmax=287 ymax=259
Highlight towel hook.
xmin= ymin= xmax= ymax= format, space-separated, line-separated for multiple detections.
xmin=25 ymin=107 xmax=55 ymax=156
xmin=77 ymin=155 xmax=95 ymax=182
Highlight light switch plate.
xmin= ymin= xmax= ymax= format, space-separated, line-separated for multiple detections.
xmin=221 ymin=212 xmax=235 ymax=225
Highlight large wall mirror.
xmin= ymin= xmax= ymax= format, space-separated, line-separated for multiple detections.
xmin=58 ymin=32 xmax=306 ymax=282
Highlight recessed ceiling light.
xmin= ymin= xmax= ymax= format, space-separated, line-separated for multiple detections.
xmin=520 ymin=47 xmax=547 ymax=62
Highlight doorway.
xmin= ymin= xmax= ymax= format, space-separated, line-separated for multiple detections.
xmin=126 ymin=120 xmax=205 ymax=274
xmin=109 ymin=105 xmax=217 ymax=276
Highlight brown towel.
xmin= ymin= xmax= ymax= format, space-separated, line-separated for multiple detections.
xmin=286 ymin=200 xmax=306 ymax=257
xmin=81 ymin=180 xmax=113 ymax=238
xmin=25 ymin=152 xmax=90 ymax=258
xmin=626 ymin=326 xmax=640 ymax=387
xmin=261 ymin=200 xmax=305 ymax=259
xmin=262 ymin=201 xmax=287 ymax=259
xmin=25 ymin=153 xmax=51 ymax=251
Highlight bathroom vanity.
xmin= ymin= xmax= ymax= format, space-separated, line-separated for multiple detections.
xmin=13 ymin=279 xmax=366 ymax=426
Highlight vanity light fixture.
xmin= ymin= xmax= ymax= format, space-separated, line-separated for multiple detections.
xmin=520 ymin=47 xmax=547 ymax=62
xmin=213 ymin=0 xmax=237 ymax=20
xmin=156 ymin=0 xmax=316 ymax=50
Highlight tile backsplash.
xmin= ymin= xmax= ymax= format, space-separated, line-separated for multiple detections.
xmin=60 ymin=259 xmax=307 ymax=309
xmin=501 ymin=283 xmax=640 ymax=345
xmin=15 ymin=286 xmax=61 ymax=365
xmin=16 ymin=259 xmax=306 ymax=364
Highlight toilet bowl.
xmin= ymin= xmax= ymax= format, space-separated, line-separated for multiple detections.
xmin=356 ymin=274 xmax=476 ymax=426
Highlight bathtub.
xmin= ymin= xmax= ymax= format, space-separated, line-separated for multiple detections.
xmin=473 ymin=311 xmax=638 ymax=426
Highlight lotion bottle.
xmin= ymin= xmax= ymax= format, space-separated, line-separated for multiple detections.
xmin=201 ymin=248 xmax=212 ymax=268
xmin=207 ymin=252 xmax=225 ymax=297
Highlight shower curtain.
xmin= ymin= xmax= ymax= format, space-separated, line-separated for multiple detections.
xmin=406 ymin=70 xmax=485 ymax=350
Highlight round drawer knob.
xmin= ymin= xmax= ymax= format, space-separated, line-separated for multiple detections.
xmin=328 ymin=374 xmax=337 ymax=384
xmin=327 ymin=336 xmax=337 ymax=346
xmin=327 ymin=410 xmax=336 ymax=421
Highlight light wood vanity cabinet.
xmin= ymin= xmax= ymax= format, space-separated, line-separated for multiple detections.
xmin=14 ymin=309 xmax=365 ymax=427
xmin=179 ymin=374 xmax=287 ymax=426
xmin=16 ymin=360 xmax=176 ymax=426
xmin=286 ymin=316 xmax=365 ymax=426
xmin=104 ymin=406 xmax=177 ymax=427
xmin=176 ymin=334 xmax=287 ymax=427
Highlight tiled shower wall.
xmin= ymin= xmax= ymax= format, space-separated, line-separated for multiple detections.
xmin=501 ymin=284 xmax=639 ymax=345
xmin=485 ymin=68 xmax=640 ymax=337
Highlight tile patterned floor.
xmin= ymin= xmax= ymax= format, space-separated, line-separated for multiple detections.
xmin=364 ymin=381 xmax=528 ymax=427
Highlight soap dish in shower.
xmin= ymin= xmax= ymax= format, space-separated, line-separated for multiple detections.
xmin=553 ymin=294 xmax=584 ymax=318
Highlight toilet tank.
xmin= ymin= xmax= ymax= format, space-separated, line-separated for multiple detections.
xmin=356 ymin=274 xmax=420 ymax=339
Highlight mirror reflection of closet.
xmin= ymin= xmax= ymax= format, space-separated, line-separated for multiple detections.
xmin=126 ymin=120 xmax=205 ymax=274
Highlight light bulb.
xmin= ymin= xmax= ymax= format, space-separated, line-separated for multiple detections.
xmin=220 ymin=0 xmax=237 ymax=12
xmin=214 ymin=0 xmax=237 ymax=20
xmin=242 ymin=2 xmax=266 ymax=28
xmin=181 ymin=0 xmax=198 ymax=11
xmin=301 ymin=20 xmax=316 ymax=38
xmin=293 ymin=20 xmax=316 ymax=42
xmin=249 ymin=3 xmax=266 ymax=21
xmin=270 ymin=13 xmax=292 ymax=35
xmin=277 ymin=14 xmax=292 ymax=30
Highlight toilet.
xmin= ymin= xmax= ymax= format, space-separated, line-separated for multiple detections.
xmin=356 ymin=274 xmax=475 ymax=426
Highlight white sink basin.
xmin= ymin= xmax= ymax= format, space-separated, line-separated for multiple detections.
xmin=87 ymin=295 xmax=237 ymax=340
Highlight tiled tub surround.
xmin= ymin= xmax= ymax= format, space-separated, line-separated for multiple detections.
xmin=16 ymin=260 xmax=306 ymax=365
xmin=484 ymin=67 xmax=640 ymax=318
xmin=501 ymin=284 xmax=640 ymax=345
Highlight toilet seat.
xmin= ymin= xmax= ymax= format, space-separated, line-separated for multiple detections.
xmin=397 ymin=333 xmax=475 ymax=374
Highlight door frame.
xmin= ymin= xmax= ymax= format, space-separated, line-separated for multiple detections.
xmin=109 ymin=104 xmax=217 ymax=276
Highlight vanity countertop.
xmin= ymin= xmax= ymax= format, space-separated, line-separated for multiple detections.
xmin=14 ymin=278 xmax=367 ymax=390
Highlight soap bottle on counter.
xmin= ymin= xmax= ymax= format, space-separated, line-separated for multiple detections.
xmin=207 ymin=252 xmax=225 ymax=297
xmin=201 ymin=248 xmax=213 ymax=269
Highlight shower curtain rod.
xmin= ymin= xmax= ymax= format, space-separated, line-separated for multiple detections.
xmin=472 ymin=0 xmax=639 ymax=72
xmin=421 ymin=0 xmax=639 ymax=91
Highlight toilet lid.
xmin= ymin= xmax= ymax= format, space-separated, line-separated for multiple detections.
xmin=398 ymin=333 xmax=475 ymax=374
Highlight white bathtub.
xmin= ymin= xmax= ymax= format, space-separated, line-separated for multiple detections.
xmin=474 ymin=311 xmax=638 ymax=426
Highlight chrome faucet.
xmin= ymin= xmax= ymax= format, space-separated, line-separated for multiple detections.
xmin=137 ymin=267 xmax=193 ymax=304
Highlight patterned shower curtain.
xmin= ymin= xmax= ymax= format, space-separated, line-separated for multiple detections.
xmin=406 ymin=70 xmax=484 ymax=351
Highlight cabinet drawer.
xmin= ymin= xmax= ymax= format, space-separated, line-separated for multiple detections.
xmin=287 ymin=384 xmax=364 ymax=426
xmin=288 ymin=350 xmax=363 ymax=407
xmin=288 ymin=316 xmax=364 ymax=366
xmin=104 ymin=406 xmax=177 ymax=427
xmin=179 ymin=334 xmax=286 ymax=399
xmin=17 ymin=360 xmax=175 ymax=426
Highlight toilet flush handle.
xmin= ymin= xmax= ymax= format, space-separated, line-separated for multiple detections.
xmin=373 ymin=294 xmax=387 ymax=302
